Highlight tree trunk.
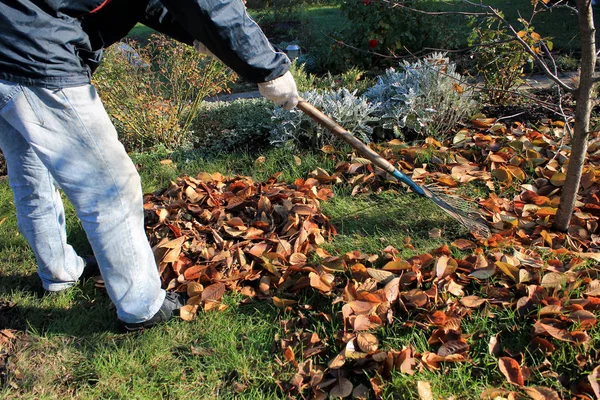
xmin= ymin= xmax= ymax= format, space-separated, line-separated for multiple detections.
xmin=555 ymin=0 xmax=597 ymax=232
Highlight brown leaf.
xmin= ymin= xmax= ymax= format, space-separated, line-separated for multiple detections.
xmin=489 ymin=334 xmax=501 ymax=357
xmin=523 ymin=386 xmax=560 ymax=400
xmin=536 ymin=322 xmax=589 ymax=343
xmin=588 ymin=365 xmax=600 ymax=399
xmin=528 ymin=337 xmax=555 ymax=355
xmin=357 ymin=332 xmax=379 ymax=353
xmin=495 ymin=261 xmax=519 ymax=282
xmin=384 ymin=278 xmax=400 ymax=302
xmin=568 ymin=310 xmax=597 ymax=329
xmin=382 ymin=259 xmax=412 ymax=272
xmin=498 ymin=357 xmax=524 ymax=386
xmin=367 ymin=268 xmax=395 ymax=283
xmin=352 ymin=384 xmax=370 ymax=400
xmin=480 ymin=388 xmax=514 ymax=399
xmin=179 ymin=304 xmax=198 ymax=321
xmin=284 ymin=346 xmax=297 ymax=367
xmin=438 ymin=340 xmax=469 ymax=357
xmin=396 ymin=347 xmax=416 ymax=375
xmin=329 ymin=377 xmax=353 ymax=398
xmin=428 ymin=311 xmax=447 ymax=327
xmin=328 ymin=352 xmax=346 ymax=369
xmin=460 ymin=295 xmax=487 ymax=308
xmin=272 ymin=297 xmax=297 ymax=309
xmin=309 ymin=272 xmax=333 ymax=293
xmin=289 ymin=252 xmax=307 ymax=266
xmin=403 ymin=289 xmax=428 ymax=307
xmin=436 ymin=255 xmax=457 ymax=279
xmin=417 ymin=381 xmax=433 ymax=400
xmin=469 ymin=267 xmax=496 ymax=280
xmin=186 ymin=281 xmax=204 ymax=297
xmin=201 ymin=282 xmax=226 ymax=302
xmin=451 ymin=239 xmax=477 ymax=250
xmin=541 ymin=272 xmax=565 ymax=290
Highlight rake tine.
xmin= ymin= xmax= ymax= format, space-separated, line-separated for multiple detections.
xmin=296 ymin=98 xmax=491 ymax=239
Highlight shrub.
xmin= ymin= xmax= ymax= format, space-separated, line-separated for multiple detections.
xmin=338 ymin=0 xmax=461 ymax=70
xmin=93 ymin=35 xmax=234 ymax=152
xmin=193 ymin=98 xmax=275 ymax=153
xmin=269 ymin=88 xmax=379 ymax=149
xmin=364 ymin=52 xmax=479 ymax=140
xmin=467 ymin=16 xmax=532 ymax=104
xmin=289 ymin=62 xmax=373 ymax=95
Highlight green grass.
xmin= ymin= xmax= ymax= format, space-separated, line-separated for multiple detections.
xmin=0 ymin=147 xmax=596 ymax=399
xmin=128 ymin=24 xmax=155 ymax=44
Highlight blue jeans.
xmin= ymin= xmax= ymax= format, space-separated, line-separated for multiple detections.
xmin=0 ymin=79 xmax=165 ymax=323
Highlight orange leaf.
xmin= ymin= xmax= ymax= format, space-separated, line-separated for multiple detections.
xmin=451 ymin=239 xmax=477 ymax=251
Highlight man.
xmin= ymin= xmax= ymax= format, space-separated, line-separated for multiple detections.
xmin=0 ymin=0 xmax=299 ymax=331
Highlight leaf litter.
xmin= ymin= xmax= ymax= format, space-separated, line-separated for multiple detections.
xmin=140 ymin=118 xmax=600 ymax=399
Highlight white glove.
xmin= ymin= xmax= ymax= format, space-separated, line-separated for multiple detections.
xmin=193 ymin=40 xmax=217 ymax=59
xmin=258 ymin=71 xmax=299 ymax=110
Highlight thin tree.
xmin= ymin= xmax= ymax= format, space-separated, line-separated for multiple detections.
xmin=380 ymin=0 xmax=596 ymax=232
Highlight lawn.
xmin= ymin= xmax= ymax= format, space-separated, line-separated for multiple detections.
xmin=2 ymin=139 xmax=599 ymax=399
xmin=0 ymin=148 xmax=463 ymax=399
xmin=2 ymin=2 xmax=600 ymax=399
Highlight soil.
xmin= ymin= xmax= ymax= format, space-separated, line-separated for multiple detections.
xmin=481 ymin=88 xmax=576 ymax=125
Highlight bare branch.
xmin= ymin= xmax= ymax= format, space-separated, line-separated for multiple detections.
xmin=378 ymin=0 xmax=577 ymax=92
xmin=322 ymin=33 xmax=517 ymax=61
xmin=383 ymin=1 xmax=491 ymax=16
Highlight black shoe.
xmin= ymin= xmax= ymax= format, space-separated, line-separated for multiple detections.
xmin=119 ymin=292 xmax=187 ymax=332
xmin=80 ymin=256 xmax=100 ymax=280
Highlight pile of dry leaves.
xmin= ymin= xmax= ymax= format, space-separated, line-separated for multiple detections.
xmin=143 ymin=117 xmax=600 ymax=399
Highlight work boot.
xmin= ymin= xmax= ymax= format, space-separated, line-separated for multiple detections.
xmin=80 ymin=256 xmax=100 ymax=280
xmin=119 ymin=291 xmax=187 ymax=332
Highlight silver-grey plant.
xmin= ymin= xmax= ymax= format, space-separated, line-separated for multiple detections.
xmin=364 ymin=52 xmax=478 ymax=139
xmin=269 ymin=88 xmax=379 ymax=149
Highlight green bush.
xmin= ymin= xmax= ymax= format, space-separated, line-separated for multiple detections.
xmin=467 ymin=16 xmax=533 ymax=104
xmin=338 ymin=0 xmax=461 ymax=69
xmin=93 ymin=35 xmax=234 ymax=152
xmin=289 ymin=62 xmax=374 ymax=94
xmin=192 ymin=98 xmax=275 ymax=153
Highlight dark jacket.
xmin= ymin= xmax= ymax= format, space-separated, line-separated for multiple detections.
xmin=0 ymin=0 xmax=290 ymax=89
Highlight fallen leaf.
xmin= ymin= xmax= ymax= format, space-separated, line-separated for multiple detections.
xmin=179 ymin=305 xmax=198 ymax=321
xmin=498 ymin=357 xmax=524 ymax=386
xmin=201 ymin=282 xmax=226 ymax=302
xmin=357 ymin=332 xmax=379 ymax=353
xmin=523 ymin=386 xmax=560 ymax=400
xmin=417 ymin=381 xmax=433 ymax=400
xmin=588 ymin=365 xmax=600 ymax=398
xmin=329 ymin=377 xmax=353 ymax=398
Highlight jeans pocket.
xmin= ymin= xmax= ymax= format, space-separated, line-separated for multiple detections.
xmin=21 ymin=87 xmax=46 ymax=127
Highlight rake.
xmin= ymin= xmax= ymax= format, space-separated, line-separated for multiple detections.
xmin=297 ymin=98 xmax=491 ymax=239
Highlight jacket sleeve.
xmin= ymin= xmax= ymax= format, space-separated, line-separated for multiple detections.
xmin=140 ymin=0 xmax=195 ymax=46
xmin=155 ymin=0 xmax=290 ymax=83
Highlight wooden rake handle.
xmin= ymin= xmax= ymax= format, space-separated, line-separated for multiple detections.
xmin=296 ymin=98 xmax=426 ymax=196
